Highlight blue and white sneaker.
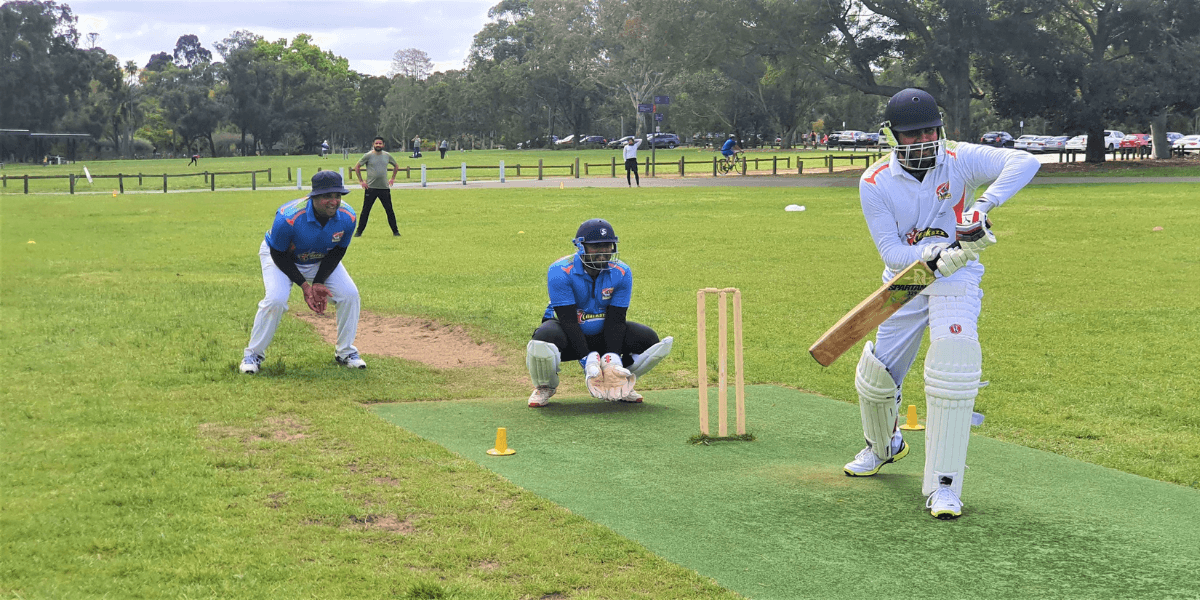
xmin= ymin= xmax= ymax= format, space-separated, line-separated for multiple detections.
xmin=239 ymin=354 xmax=263 ymax=374
xmin=336 ymin=352 xmax=367 ymax=369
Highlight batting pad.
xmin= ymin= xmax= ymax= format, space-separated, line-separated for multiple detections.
xmin=526 ymin=340 xmax=560 ymax=388
xmin=630 ymin=336 xmax=673 ymax=377
xmin=923 ymin=336 xmax=981 ymax=496
xmin=855 ymin=341 xmax=899 ymax=460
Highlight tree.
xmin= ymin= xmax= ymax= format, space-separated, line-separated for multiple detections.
xmin=0 ymin=0 xmax=95 ymax=132
xmin=172 ymin=34 xmax=212 ymax=68
xmin=144 ymin=52 xmax=172 ymax=72
xmin=390 ymin=48 xmax=434 ymax=80
xmin=979 ymin=0 xmax=1200 ymax=162
xmin=379 ymin=76 xmax=426 ymax=150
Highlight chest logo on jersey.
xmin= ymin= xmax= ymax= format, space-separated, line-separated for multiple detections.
xmin=936 ymin=182 xmax=951 ymax=201
xmin=577 ymin=310 xmax=605 ymax=324
xmin=295 ymin=251 xmax=326 ymax=262
xmin=332 ymin=231 xmax=344 ymax=243
xmin=601 ymin=287 xmax=613 ymax=300
xmin=905 ymin=227 xmax=950 ymax=246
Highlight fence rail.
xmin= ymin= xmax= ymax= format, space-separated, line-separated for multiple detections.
xmin=2 ymin=148 xmax=1133 ymax=194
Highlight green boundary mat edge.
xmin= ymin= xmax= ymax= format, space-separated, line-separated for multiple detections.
xmin=373 ymin=385 xmax=1199 ymax=600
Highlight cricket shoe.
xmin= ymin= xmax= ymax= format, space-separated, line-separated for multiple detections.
xmin=336 ymin=352 xmax=367 ymax=369
xmin=239 ymin=354 xmax=263 ymax=374
xmin=617 ymin=390 xmax=643 ymax=403
xmin=926 ymin=474 xmax=963 ymax=520
xmin=843 ymin=437 xmax=909 ymax=477
xmin=528 ymin=386 xmax=556 ymax=407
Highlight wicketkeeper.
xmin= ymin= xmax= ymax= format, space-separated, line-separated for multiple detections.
xmin=844 ymin=88 xmax=1039 ymax=519
xmin=525 ymin=218 xmax=673 ymax=407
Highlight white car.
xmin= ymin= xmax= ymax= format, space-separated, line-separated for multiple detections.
xmin=1172 ymin=134 xmax=1200 ymax=154
xmin=1040 ymin=136 xmax=1070 ymax=152
xmin=1063 ymin=131 xmax=1124 ymax=151
xmin=1014 ymin=135 xmax=1042 ymax=151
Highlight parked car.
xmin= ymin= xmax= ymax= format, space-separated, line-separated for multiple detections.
xmin=859 ymin=132 xmax=881 ymax=146
xmin=1039 ymin=135 xmax=1070 ymax=152
xmin=645 ymin=132 xmax=680 ymax=148
xmin=1065 ymin=135 xmax=1087 ymax=151
xmin=1172 ymin=134 xmax=1200 ymax=154
xmin=1014 ymin=135 xmax=1042 ymax=151
xmin=837 ymin=130 xmax=866 ymax=147
xmin=825 ymin=131 xmax=844 ymax=147
xmin=979 ymin=131 xmax=1015 ymax=147
xmin=577 ymin=135 xmax=608 ymax=148
xmin=1102 ymin=130 xmax=1125 ymax=149
xmin=607 ymin=135 xmax=638 ymax=149
xmin=1166 ymin=132 xmax=1184 ymax=144
xmin=1119 ymin=133 xmax=1150 ymax=149
xmin=553 ymin=134 xmax=575 ymax=146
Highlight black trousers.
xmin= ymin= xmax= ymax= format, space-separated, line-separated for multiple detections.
xmin=357 ymin=188 xmax=399 ymax=235
xmin=439 ymin=149 xmax=447 ymax=158
xmin=624 ymin=157 xmax=640 ymax=185
xmin=531 ymin=318 xmax=659 ymax=367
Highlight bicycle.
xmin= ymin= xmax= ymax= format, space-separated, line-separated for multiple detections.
xmin=717 ymin=150 xmax=744 ymax=175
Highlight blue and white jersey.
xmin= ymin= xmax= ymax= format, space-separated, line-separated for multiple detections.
xmin=264 ymin=197 xmax=357 ymax=264
xmin=541 ymin=253 xmax=633 ymax=336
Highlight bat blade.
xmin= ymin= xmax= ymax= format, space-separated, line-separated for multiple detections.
xmin=809 ymin=259 xmax=936 ymax=366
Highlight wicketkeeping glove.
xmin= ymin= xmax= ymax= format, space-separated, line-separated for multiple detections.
xmin=584 ymin=352 xmax=602 ymax=380
xmin=586 ymin=354 xmax=637 ymax=401
xmin=956 ymin=208 xmax=996 ymax=255
xmin=921 ymin=242 xmax=977 ymax=278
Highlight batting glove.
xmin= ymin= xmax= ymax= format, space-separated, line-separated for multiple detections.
xmin=921 ymin=243 xmax=977 ymax=278
xmin=957 ymin=208 xmax=996 ymax=255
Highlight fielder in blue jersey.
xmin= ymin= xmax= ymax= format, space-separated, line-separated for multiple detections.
xmin=239 ymin=171 xmax=367 ymax=374
xmin=524 ymin=219 xmax=674 ymax=407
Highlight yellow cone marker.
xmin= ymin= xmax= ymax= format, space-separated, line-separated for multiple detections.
xmin=487 ymin=427 xmax=516 ymax=456
xmin=899 ymin=404 xmax=924 ymax=430
xmin=559 ymin=181 xmax=564 ymax=189
xmin=112 ymin=190 xmax=118 ymax=197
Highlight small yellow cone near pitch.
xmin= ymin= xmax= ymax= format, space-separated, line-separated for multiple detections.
xmin=559 ymin=182 xmax=564 ymax=189
xmin=487 ymin=427 xmax=516 ymax=456
xmin=899 ymin=404 xmax=925 ymax=430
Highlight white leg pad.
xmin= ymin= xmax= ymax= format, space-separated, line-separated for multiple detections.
xmin=526 ymin=340 xmax=560 ymax=388
xmin=922 ymin=336 xmax=981 ymax=496
xmin=855 ymin=341 xmax=899 ymax=460
xmin=629 ymin=336 xmax=673 ymax=377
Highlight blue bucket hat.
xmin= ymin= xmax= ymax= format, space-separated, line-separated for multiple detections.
xmin=308 ymin=170 xmax=351 ymax=198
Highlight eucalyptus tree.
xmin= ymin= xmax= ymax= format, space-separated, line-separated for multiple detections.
xmin=978 ymin=0 xmax=1200 ymax=162
xmin=0 ymin=0 xmax=95 ymax=132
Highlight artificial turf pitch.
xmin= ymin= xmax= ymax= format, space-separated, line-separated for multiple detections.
xmin=374 ymin=385 xmax=1199 ymax=600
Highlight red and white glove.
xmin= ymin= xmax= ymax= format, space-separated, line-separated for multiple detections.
xmin=586 ymin=353 xmax=635 ymax=400
xmin=957 ymin=207 xmax=996 ymax=255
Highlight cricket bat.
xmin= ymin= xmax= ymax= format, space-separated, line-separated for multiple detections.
xmin=808 ymin=258 xmax=937 ymax=366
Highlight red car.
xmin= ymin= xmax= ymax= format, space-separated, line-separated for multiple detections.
xmin=1118 ymin=133 xmax=1150 ymax=149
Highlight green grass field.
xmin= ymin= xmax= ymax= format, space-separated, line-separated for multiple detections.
xmin=2 ymin=178 xmax=1197 ymax=598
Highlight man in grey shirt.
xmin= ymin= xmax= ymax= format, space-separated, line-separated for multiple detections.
xmin=353 ymin=136 xmax=401 ymax=237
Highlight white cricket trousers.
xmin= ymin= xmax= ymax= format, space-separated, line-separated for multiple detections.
xmin=873 ymin=286 xmax=984 ymax=389
xmin=243 ymin=241 xmax=361 ymax=360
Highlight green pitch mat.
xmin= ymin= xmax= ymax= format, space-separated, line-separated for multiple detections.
xmin=373 ymin=386 xmax=1199 ymax=600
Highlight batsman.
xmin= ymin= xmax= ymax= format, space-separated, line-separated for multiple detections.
xmin=842 ymin=88 xmax=1039 ymax=519
xmin=525 ymin=218 xmax=673 ymax=407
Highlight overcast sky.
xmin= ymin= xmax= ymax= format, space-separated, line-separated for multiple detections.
xmin=65 ymin=0 xmax=498 ymax=76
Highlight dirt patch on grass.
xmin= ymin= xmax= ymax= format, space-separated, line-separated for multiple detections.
xmin=343 ymin=514 xmax=417 ymax=534
xmin=293 ymin=310 xmax=507 ymax=369
xmin=199 ymin=416 xmax=309 ymax=444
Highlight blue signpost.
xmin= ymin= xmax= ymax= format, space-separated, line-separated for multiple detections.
xmin=637 ymin=104 xmax=652 ymax=113
xmin=654 ymin=95 xmax=670 ymax=105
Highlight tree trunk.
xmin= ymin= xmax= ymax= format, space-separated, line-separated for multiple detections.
xmin=1085 ymin=125 xmax=1107 ymax=163
xmin=1150 ymin=111 xmax=1170 ymax=160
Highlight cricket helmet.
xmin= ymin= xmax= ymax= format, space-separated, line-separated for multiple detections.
xmin=880 ymin=88 xmax=946 ymax=172
xmin=573 ymin=218 xmax=619 ymax=270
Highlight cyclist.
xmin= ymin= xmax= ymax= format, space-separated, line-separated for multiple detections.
xmin=719 ymin=134 xmax=742 ymax=171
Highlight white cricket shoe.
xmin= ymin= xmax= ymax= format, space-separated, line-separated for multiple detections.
xmin=843 ymin=436 xmax=908 ymax=477
xmin=336 ymin=352 xmax=367 ymax=369
xmin=528 ymin=386 xmax=556 ymax=407
xmin=926 ymin=475 xmax=964 ymax=520
xmin=617 ymin=390 xmax=643 ymax=403
xmin=239 ymin=354 xmax=263 ymax=374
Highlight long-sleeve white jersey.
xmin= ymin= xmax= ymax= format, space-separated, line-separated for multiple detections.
xmin=859 ymin=140 xmax=1040 ymax=295
xmin=622 ymin=139 xmax=642 ymax=160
